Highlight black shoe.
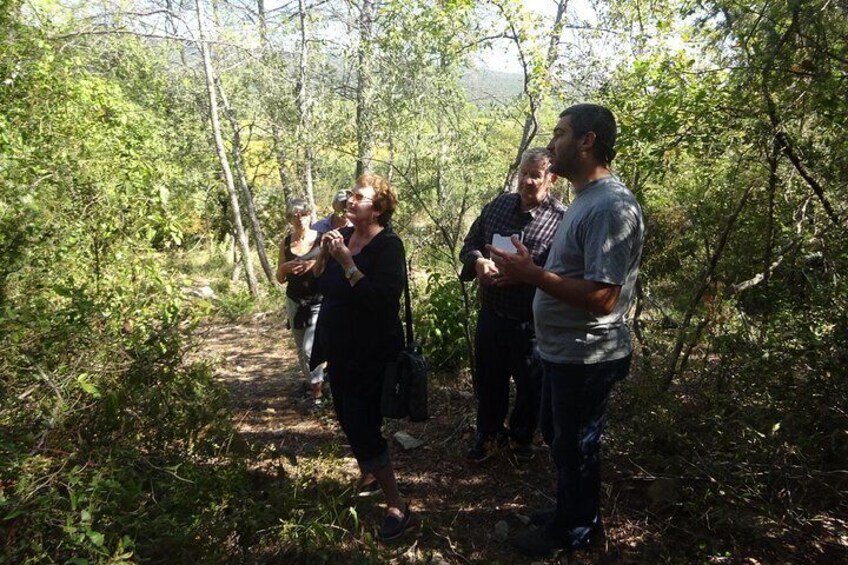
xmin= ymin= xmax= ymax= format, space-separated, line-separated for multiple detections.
xmin=512 ymin=442 xmax=534 ymax=462
xmin=379 ymin=505 xmax=413 ymax=541
xmin=510 ymin=526 xmax=566 ymax=558
xmin=529 ymin=507 xmax=555 ymax=527
xmin=466 ymin=434 xmax=505 ymax=463
xmin=569 ymin=523 xmax=606 ymax=551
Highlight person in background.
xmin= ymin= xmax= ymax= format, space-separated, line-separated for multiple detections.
xmin=277 ymin=198 xmax=325 ymax=406
xmin=312 ymin=189 xmax=352 ymax=234
xmin=490 ymin=104 xmax=645 ymax=557
xmin=458 ymin=148 xmax=566 ymax=463
xmin=311 ymin=174 xmax=413 ymax=541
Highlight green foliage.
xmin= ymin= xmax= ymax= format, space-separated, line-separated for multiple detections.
xmin=594 ymin=0 xmax=848 ymax=553
xmin=413 ymin=272 xmax=476 ymax=372
xmin=275 ymin=472 xmax=381 ymax=563
xmin=0 ymin=16 xmax=278 ymax=563
xmin=3 ymin=0 xmax=847 ymax=560
xmin=215 ymin=287 xmax=260 ymax=321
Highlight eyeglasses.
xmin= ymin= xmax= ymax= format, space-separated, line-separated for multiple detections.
xmin=346 ymin=190 xmax=373 ymax=203
xmin=288 ymin=211 xmax=310 ymax=220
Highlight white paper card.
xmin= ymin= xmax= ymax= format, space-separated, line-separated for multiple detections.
xmin=492 ymin=233 xmax=520 ymax=254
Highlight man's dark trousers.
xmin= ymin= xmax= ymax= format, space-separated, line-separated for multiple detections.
xmin=539 ymin=355 xmax=631 ymax=545
xmin=473 ymin=307 xmax=542 ymax=444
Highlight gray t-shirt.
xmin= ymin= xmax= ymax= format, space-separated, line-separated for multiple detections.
xmin=533 ymin=176 xmax=645 ymax=364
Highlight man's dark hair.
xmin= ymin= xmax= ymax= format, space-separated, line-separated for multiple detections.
xmin=560 ymin=104 xmax=617 ymax=165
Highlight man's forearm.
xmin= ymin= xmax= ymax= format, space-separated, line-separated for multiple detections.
xmin=458 ymin=248 xmax=484 ymax=282
xmin=460 ymin=248 xmax=483 ymax=267
xmin=528 ymin=267 xmax=621 ymax=315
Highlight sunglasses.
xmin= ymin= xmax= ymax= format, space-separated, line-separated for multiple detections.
xmin=346 ymin=191 xmax=374 ymax=203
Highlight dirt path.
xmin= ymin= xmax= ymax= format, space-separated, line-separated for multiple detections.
xmin=194 ymin=313 xmax=578 ymax=563
xmin=192 ymin=314 xmax=848 ymax=564
xmin=194 ymin=312 xmax=358 ymax=484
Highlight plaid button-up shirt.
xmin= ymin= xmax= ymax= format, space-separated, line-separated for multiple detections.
xmin=460 ymin=192 xmax=566 ymax=321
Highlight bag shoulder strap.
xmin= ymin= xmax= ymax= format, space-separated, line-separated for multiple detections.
xmin=402 ymin=258 xmax=414 ymax=347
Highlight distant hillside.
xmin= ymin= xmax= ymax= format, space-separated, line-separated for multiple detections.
xmin=323 ymin=55 xmax=524 ymax=106
xmin=461 ymin=67 xmax=524 ymax=105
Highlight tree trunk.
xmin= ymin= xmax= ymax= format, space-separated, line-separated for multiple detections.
xmin=230 ymin=233 xmax=242 ymax=283
xmin=257 ymin=0 xmax=289 ymax=202
xmin=501 ymin=0 xmax=568 ymax=192
xmin=355 ymin=0 xmax=375 ymax=177
xmin=217 ymin=79 xmax=278 ymax=286
xmin=436 ymin=85 xmax=448 ymax=200
xmin=297 ymin=0 xmax=317 ymax=218
xmin=387 ymin=132 xmax=395 ymax=184
xmin=196 ymin=0 xmax=259 ymax=297
xmin=271 ymin=126 xmax=289 ymax=199
xmin=257 ymin=0 xmax=268 ymax=46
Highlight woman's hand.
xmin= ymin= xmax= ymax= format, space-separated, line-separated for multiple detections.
xmin=322 ymin=230 xmax=354 ymax=269
xmin=288 ymin=259 xmax=310 ymax=275
xmin=321 ymin=229 xmax=343 ymax=250
xmin=313 ymin=231 xmax=339 ymax=278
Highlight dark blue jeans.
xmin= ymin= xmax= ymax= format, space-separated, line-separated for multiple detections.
xmin=540 ymin=355 xmax=631 ymax=544
xmin=473 ymin=308 xmax=542 ymax=444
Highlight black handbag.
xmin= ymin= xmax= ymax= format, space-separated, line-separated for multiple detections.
xmin=381 ymin=260 xmax=429 ymax=421
xmin=292 ymin=301 xmax=314 ymax=329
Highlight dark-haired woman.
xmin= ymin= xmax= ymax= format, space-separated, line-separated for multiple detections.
xmin=277 ymin=198 xmax=325 ymax=404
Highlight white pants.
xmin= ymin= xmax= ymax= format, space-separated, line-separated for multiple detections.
xmin=286 ymin=297 xmax=325 ymax=385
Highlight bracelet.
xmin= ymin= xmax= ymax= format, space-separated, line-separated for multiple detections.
xmin=344 ymin=265 xmax=359 ymax=280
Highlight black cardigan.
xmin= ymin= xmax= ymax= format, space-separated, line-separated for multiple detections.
xmin=310 ymin=227 xmax=405 ymax=372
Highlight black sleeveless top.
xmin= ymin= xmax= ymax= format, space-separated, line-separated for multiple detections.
xmin=284 ymin=233 xmax=322 ymax=304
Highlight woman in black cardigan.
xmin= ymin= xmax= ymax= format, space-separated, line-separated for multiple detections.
xmin=311 ymin=174 xmax=412 ymax=540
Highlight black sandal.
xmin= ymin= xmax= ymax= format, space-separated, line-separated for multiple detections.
xmin=379 ymin=504 xmax=412 ymax=541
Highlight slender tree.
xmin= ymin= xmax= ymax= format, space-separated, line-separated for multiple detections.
xmin=196 ymin=0 xmax=259 ymax=297
xmin=501 ymin=0 xmax=568 ymax=192
xmin=355 ymin=0 xmax=376 ymax=176
xmin=296 ymin=0 xmax=317 ymax=216
xmin=218 ymin=79 xmax=278 ymax=285
xmin=257 ymin=0 xmax=290 ymax=201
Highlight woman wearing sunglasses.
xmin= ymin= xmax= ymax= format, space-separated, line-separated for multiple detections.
xmin=277 ymin=198 xmax=325 ymax=405
xmin=311 ymin=175 xmax=413 ymax=540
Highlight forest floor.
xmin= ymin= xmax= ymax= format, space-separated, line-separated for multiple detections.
xmin=195 ymin=313 xmax=847 ymax=564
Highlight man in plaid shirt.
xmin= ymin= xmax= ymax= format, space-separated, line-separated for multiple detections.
xmin=459 ymin=147 xmax=566 ymax=462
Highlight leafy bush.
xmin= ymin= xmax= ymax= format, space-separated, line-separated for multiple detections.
xmin=0 ymin=20 xmax=280 ymax=562
xmin=413 ymin=272 xmax=476 ymax=372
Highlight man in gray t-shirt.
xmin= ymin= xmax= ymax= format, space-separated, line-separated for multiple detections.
xmin=534 ymin=175 xmax=643 ymax=365
xmin=490 ymin=104 xmax=644 ymax=558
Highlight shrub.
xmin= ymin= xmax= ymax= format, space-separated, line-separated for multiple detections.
xmin=413 ymin=271 xmax=476 ymax=372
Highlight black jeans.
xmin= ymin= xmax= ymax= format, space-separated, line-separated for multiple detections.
xmin=540 ymin=355 xmax=631 ymax=544
xmin=473 ymin=308 xmax=542 ymax=444
xmin=329 ymin=364 xmax=390 ymax=473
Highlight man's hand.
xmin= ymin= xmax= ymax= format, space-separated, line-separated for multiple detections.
xmin=474 ymin=257 xmax=500 ymax=286
xmin=487 ymin=236 xmax=542 ymax=286
xmin=490 ymin=236 xmax=622 ymax=314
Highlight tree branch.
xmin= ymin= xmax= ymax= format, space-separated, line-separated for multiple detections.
xmin=664 ymin=162 xmax=756 ymax=389
xmin=765 ymin=95 xmax=843 ymax=228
